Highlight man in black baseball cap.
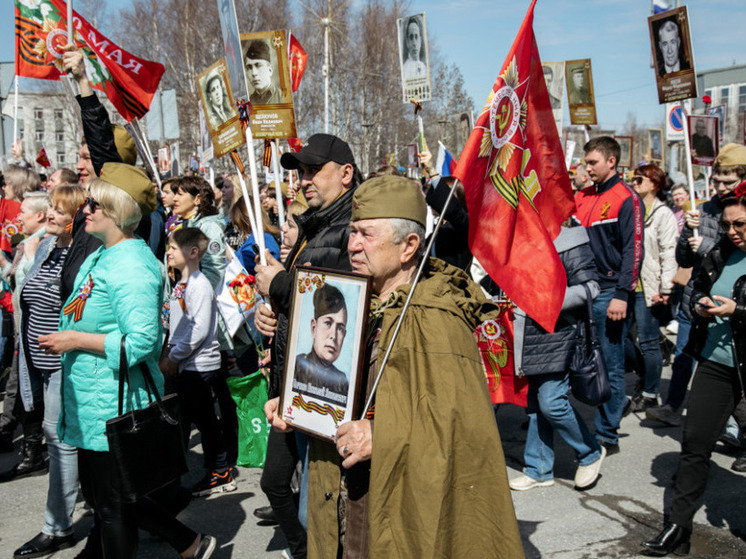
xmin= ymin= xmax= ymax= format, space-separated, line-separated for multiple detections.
xmin=253 ymin=133 xmax=361 ymax=558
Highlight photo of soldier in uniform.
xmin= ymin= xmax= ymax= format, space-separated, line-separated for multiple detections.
xmin=199 ymin=69 xmax=236 ymax=131
xmin=243 ymin=38 xmax=284 ymax=105
xmin=294 ymin=283 xmax=350 ymax=405
xmin=567 ymin=64 xmax=591 ymax=105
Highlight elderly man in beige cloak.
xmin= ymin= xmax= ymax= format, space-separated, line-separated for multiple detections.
xmin=266 ymin=175 xmax=523 ymax=558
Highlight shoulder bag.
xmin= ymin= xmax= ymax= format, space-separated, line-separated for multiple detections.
xmin=569 ymin=284 xmax=611 ymax=406
xmin=105 ymin=336 xmax=187 ymax=502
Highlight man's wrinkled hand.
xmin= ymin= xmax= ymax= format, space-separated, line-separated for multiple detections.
xmin=255 ymin=304 xmax=278 ymax=337
xmin=254 ymin=250 xmax=285 ymax=296
xmin=265 ymin=397 xmax=292 ymax=432
xmin=606 ymin=298 xmax=627 ymax=321
xmin=335 ymin=420 xmax=372 ymax=469
xmin=684 ymin=210 xmax=700 ymax=230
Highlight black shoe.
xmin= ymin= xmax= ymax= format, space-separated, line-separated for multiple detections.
xmin=641 ymin=523 xmax=691 ymax=556
xmin=732 ymin=455 xmax=746 ymax=473
xmin=631 ymin=397 xmax=659 ymax=413
xmin=191 ymin=470 xmax=237 ymax=497
xmin=622 ymin=397 xmax=633 ymax=417
xmin=0 ymin=457 xmax=47 ymax=482
xmin=14 ymin=532 xmax=75 ymax=558
xmin=0 ymin=429 xmax=14 ymax=453
xmin=599 ymin=440 xmax=620 ymax=456
xmin=253 ymin=505 xmax=277 ymax=523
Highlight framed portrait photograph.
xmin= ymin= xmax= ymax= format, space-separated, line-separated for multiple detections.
xmin=565 ymin=59 xmax=597 ymax=125
xmin=688 ymin=115 xmax=719 ymax=166
xmin=614 ymin=136 xmax=633 ymax=169
xmin=706 ymin=105 xmax=726 ymax=142
xmin=280 ymin=267 xmax=373 ymax=441
xmin=397 ymin=13 xmax=432 ymax=103
xmin=648 ymin=7 xmax=696 ymax=104
xmin=240 ymin=30 xmax=297 ymax=139
xmin=196 ymin=59 xmax=245 ymax=159
xmin=648 ymin=128 xmax=664 ymax=163
xmin=542 ymin=61 xmax=565 ymax=135
xmin=216 ymin=0 xmax=248 ymax=101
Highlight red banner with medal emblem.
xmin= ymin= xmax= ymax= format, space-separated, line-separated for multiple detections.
xmin=475 ymin=306 xmax=528 ymax=407
xmin=454 ymin=0 xmax=575 ymax=333
xmin=15 ymin=0 xmax=164 ymax=121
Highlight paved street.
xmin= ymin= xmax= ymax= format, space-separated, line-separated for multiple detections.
xmin=1 ymin=362 xmax=745 ymax=558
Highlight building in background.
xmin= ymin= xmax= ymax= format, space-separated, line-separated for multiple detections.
xmin=695 ymin=64 xmax=746 ymax=143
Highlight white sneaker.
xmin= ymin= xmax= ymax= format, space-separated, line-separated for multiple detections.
xmin=574 ymin=445 xmax=606 ymax=489
xmin=509 ymin=474 xmax=554 ymax=491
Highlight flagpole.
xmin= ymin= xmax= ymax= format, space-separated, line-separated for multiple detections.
xmin=244 ymin=128 xmax=267 ymax=265
xmin=12 ymin=76 xmax=18 ymax=148
xmin=130 ymin=119 xmax=162 ymax=189
xmin=232 ymin=162 xmax=260 ymax=238
xmin=360 ymin=178 xmax=459 ymax=420
xmin=67 ymin=1 xmax=73 ymax=43
xmin=271 ymin=139 xmax=285 ymax=231
xmin=679 ymin=99 xmax=698 ymax=236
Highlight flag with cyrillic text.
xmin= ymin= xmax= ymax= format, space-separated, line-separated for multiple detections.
xmin=15 ymin=0 xmax=165 ymax=121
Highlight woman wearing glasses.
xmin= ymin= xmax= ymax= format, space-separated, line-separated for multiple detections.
xmin=38 ymin=164 xmax=215 ymax=559
xmin=627 ymin=165 xmax=678 ymax=412
xmin=642 ymin=185 xmax=746 ymax=556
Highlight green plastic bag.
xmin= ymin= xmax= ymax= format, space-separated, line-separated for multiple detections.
xmin=226 ymin=370 xmax=271 ymax=468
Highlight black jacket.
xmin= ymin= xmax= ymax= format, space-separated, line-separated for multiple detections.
xmin=515 ymin=227 xmax=599 ymax=376
xmin=684 ymin=241 xmax=746 ymax=392
xmin=425 ymin=178 xmax=471 ymax=270
xmin=267 ymin=185 xmax=357 ymax=398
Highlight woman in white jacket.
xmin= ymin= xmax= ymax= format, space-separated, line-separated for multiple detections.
xmin=629 ymin=164 xmax=679 ymax=411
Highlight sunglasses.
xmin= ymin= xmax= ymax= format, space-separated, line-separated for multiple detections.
xmin=84 ymin=197 xmax=101 ymax=211
xmin=631 ymin=176 xmax=645 ymax=184
xmin=720 ymin=219 xmax=746 ymax=233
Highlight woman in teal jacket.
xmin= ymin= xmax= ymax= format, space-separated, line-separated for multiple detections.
xmin=39 ymin=163 xmax=216 ymax=559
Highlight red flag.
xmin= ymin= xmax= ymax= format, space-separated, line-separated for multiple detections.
xmin=287 ymin=138 xmax=303 ymax=153
xmin=15 ymin=0 xmax=165 ymax=121
xmin=35 ymin=147 xmax=51 ymax=168
xmin=287 ymin=33 xmax=308 ymax=93
xmin=454 ymin=0 xmax=575 ymax=332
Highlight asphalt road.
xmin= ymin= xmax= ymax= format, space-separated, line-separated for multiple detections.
xmin=1 ymin=363 xmax=745 ymax=558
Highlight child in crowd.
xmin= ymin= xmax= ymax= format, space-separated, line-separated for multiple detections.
xmin=279 ymin=200 xmax=306 ymax=263
xmin=160 ymin=227 xmax=235 ymax=497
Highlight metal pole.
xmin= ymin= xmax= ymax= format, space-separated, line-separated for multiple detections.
xmin=360 ymin=178 xmax=460 ymax=419
xmin=323 ymin=18 xmax=330 ymax=134
xmin=244 ymin=128 xmax=267 ymax=264
xmin=680 ymin=100 xmax=698 ymax=236
xmin=67 ymin=0 xmax=73 ymax=42
xmin=131 ymin=119 xmax=162 ymax=189
xmin=13 ymin=76 xmax=18 ymax=148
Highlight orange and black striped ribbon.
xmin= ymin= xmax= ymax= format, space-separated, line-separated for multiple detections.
xmin=291 ymin=394 xmax=345 ymax=424
xmin=263 ymin=140 xmax=272 ymax=167
xmin=62 ymin=274 xmax=94 ymax=322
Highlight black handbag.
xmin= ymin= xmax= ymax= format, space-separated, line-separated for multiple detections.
xmin=569 ymin=285 xmax=611 ymax=406
xmin=105 ymin=336 xmax=187 ymax=503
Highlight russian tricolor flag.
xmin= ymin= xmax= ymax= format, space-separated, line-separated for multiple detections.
xmin=435 ymin=141 xmax=458 ymax=177
xmin=653 ymin=0 xmax=671 ymax=14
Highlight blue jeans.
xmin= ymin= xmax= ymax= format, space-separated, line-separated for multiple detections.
xmin=632 ymin=293 xmax=663 ymax=398
xmin=523 ymin=372 xmax=601 ymax=481
xmin=593 ymin=289 xmax=632 ymax=445
xmin=42 ymin=369 xmax=79 ymax=537
xmin=665 ymin=309 xmax=695 ymax=410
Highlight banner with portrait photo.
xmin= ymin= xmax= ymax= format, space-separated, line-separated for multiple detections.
xmin=688 ymin=115 xmax=718 ymax=166
xmin=198 ymin=105 xmax=214 ymax=162
xmin=197 ymin=59 xmax=245 ymax=158
xmin=648 ymin=7 xmax=696 ymax=104
xmin=648 ymin=128 xmax=664 ymax=163
xmin=216 ymin=0 xmax=248 ymax=101
xmin=542 ymin=61 xmax=565 ymax=135
xmin=614 ymin=136 xmax=633 ymax=169
xmin=241 ymin=30 xmax=297 ymax=139
xmin=397 ymin=13 xmax=432 ymax=103
xmin=280 ymin=267 xmax=372 ymax=441
xmin=565 ymin=59 xmax=597 ymax=125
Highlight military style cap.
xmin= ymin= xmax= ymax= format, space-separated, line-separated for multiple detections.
xmin=99 ymin=162 xmax=156 ymax=214
xmin=716 ymin=143 xmax=746 ymax=167
xmin=352 ymin=175 xmax=427 ymax=228
xmin=313 ymin=283 xmax=346 ymax=319
xmin=570 ymin=66 xmax=584 ymax=74
xmin=280 ymin=134 xmax=356 ymax=170
xmin=112 ymin=125 xmax=137 ymax=165
xmin=246 ymin=40 xmax=271 ymax=63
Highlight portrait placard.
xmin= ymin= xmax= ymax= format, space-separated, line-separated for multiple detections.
xmin=648 ymin=128 xmax=664 ymax=163
xmin=280 ymin=267 xmax=373 ymax=441
xmin=240 ymin=30 xmax=297 ymax=139
xmin=216 ymin=0 xmax=248 ymax=101
xmin=197 ymin=105 xmax=214 ymax=162
xmin=197 ymin=59 xmax=245 ymax=159
xmin=614 ymin=136 xmax=633 ymax=169
xmin=397 ymin=13 xmax=432 ymax=103
xmin=688 ymin=115 xmax=718 ymax=166
xmin=648 ymin=7 xmax=697 ymax=104
xmin=542 ymin=61 xmax=565 ymax=135
xmin=565 ymin=59 xmax=597 ymax=125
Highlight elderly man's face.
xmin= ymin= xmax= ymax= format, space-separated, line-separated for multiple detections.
xmin=349 ymin=219 xmax=410 ymax=295
xmin=311 ymin=308 xmax=347 ymax=364
xmin=208 ymin=78 xmax=223 ymax=107
xmin=658 ymin=26 xmax=681 ymax=68
xmin=695 ymin=120 xmax=706 ymax=135
xmin=406 ymin=21 xmax=421 ymax=59
xmin=246 ymin=58 xmax=272 ymax=92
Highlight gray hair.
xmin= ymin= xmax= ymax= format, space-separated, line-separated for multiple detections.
xmin=389 ymin=218 xmax=425 ymax=257
xmin=22 ymin=191 xmax=51 ymax=213
xmin=659 ymin=20 xmax=679 ymax=38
